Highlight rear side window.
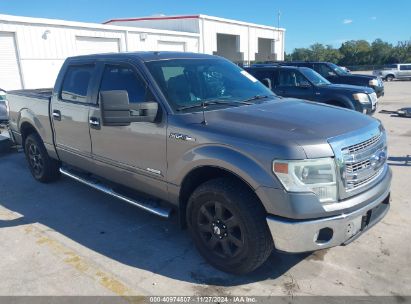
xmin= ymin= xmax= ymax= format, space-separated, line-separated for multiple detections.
xmin=248 ymin=69 xmax=276 ymax=87
xmin=61 ymin=65 xmax=94 ymax=103
xmin=400 ymin=65 xmax=411 ymax=71
xmin=99 ymin=65 xmax=153 ymax=103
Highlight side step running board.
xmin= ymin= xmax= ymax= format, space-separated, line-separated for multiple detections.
xmin=59 ymin=168 xmax=172 ymax=218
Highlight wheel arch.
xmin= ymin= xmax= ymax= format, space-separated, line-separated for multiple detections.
xmin=178 ymin=165 xmax=266 ymax=228
xmin=325 ymin=96 xmax=355 ymax=110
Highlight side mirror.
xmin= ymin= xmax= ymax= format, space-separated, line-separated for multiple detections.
xmin=100 ymin=90 xmax=158 ymax=126
xmin=261 ymin=78 xmax=272 ymax=90
xmin=299 ymin=81 xmax=312 ymax=88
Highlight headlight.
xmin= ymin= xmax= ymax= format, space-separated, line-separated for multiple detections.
xmin=5 ymin=98 xmax=9 ymax=118
xmin=369 ymin=79 xmax=378 ymax=86
xmin=353 ymin=93 xmax=370 ymax=104
xmin=273 ymin=158 xmax=338 ymax=204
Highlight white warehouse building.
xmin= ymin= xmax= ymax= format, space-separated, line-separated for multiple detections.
xmin=105 ymin=15 xmax=285 ymax=64
xmin=0 ymin=13 xmax=285 ymax=91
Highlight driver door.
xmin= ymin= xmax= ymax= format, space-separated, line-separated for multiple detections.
xmin=88 ymin=62 xmax=167 ymax=195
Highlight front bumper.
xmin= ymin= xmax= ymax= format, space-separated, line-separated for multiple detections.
xmin=266 ymin=170 xmax=391 ymax=253
xmin=371 ymin=85 xmax=384 ymax=98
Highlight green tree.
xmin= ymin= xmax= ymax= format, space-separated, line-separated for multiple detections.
xmin=392 ymin=41 xmax=411 ymax=62
xmin=286 ymin=39 xmax=409 ymax=67
xmin=371 ymin=39 xmax=393 ymax=65
xmin=339 ymin=40 xmax=372 ymax=65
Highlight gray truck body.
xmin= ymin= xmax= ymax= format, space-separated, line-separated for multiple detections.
xmin=7 ymin=52 xmax=391 ymax=257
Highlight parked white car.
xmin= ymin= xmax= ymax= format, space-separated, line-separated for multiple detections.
xmin=373 ymin=63 xmax=411 ymax=81
xmin=0 ymin=89 xmax=8 ymax=123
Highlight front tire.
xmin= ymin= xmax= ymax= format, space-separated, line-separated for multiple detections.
xmin=187 ymin=178 xmax=273 ymax=274
xmin=24 ymin=133 xmax=60 ymax=183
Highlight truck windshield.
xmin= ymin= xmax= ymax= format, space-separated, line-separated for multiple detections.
xmin=145 ymin=58 xmax=275 ymax=112
xmin=301 ymin=68 xmax=331 ymax=86
xmin=328 ymin=63 xmax=350 ymax=76
xmin=383 ymin=64 xmax=397 ymax=70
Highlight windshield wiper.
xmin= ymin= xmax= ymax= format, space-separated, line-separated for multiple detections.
xmin=176 ymin=100 xmax=253 ymax=112
xmin=241 ymin=95 xmax=272 ymax=103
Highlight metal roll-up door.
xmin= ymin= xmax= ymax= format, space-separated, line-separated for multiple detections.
xmin=76 ymin=37 xmax=120 ymax=55
xmin=0 ymin=32 xmax=23 ymax=90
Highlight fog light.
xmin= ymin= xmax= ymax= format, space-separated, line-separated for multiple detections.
xmin=315 ymin=227 xmax=333 ymax=244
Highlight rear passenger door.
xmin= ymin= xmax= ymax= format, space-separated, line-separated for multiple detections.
xmin=51 ymin=63 xmax=95 ymax=168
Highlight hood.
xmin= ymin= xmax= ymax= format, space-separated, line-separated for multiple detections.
xmin=320 ymin=83 xmax=374 ymax=94
xmin=337 ymin=73 xmax=378 ymax=85
xmin=200 ymin=98 xmax=378 ymax=158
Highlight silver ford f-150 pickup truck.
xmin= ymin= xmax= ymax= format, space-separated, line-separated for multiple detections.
xmin=7 ymin=52 xmax=391 ymax=274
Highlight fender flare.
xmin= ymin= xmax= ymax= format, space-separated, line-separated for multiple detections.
xmin=172 ymin=145 xmax=282 ymax=190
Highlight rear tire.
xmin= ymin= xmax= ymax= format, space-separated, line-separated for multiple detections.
xmin=24 ymin=133 xmax=60 ymax=183
xmin=187 ymin=178 xmax=273 ymax=274
xmin=385 ymin=75 xmax=394 ymax=82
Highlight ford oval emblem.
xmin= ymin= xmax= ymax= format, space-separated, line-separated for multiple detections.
xmin=370 ymin=150 xmax=386 ymax=169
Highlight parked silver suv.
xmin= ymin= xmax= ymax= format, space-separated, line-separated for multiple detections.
xmin=373 ymin=63 xmax=411 ymax=81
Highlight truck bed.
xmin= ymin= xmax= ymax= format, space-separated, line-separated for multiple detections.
xmin=8 ymin=88 xmax=53 ymax=100
xmin=7 ymin=88 xmax=54 ymax=148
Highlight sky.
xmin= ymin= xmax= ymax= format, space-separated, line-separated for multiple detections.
xmin=0 ymin=0 xmax=409 ymax=53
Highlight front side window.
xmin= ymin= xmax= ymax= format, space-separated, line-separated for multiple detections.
xmin=61 ymin=65 xmax=94 ymax=103
xmin=145 ymin=58 xmax=274 ymax=112
xmin=99 ymin=65 xmax=153 ymax=103
xmin=278 ymin=70 xmax=308 ymax=87
xmin=383 ymin=64 xmax=398 ymax=70
xmin=300 ymin=68 xmax=331 ymax=86
xmin=314 ymin=63 xmax=336 ymax=77
xmin=328 ymin=63 xmax=349 ymax=76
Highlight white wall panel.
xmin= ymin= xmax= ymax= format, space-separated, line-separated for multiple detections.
xmin=0 ymin=14 xmax=200 ymax=89
xmin=76 ymin=36 xmax=120 ymax=55
xmin=20 ymin=59 xmax=64 ymax=89
xmin=157 ymin=40 xmax=186 ymax=52
xmin=0 ymin=32 xmax=22 ymax=90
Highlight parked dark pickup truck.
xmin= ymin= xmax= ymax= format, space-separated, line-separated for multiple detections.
xmin=7 ymin=52 xmax=391 ymax=274
xmin=245 ymin=65 xmax=378 ymax=115
xmin=259 ymin=61 xmax=385 ymax=98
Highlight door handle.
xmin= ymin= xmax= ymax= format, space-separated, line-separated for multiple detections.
xmin=52 ymin=110 xmax=61 ymax=121
xmin=89 ymin=117 xmax=100 ymax=129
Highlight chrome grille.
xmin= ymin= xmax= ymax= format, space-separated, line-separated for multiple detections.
xmin=369 ymin=92 xmax=378 ymax=106
xmin=342 ymin=131 xmax=386 ymax=191
xmin=346 ymin=167 xmax=383 ymax=189
xmin=343 ymin=133 xmax=381 ymax=154
xmin=346 ymin=159 xmax=371 ymax=173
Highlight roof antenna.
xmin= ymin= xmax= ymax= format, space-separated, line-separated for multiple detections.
xmin=201 ymin=101 xmax=208 ymax=125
